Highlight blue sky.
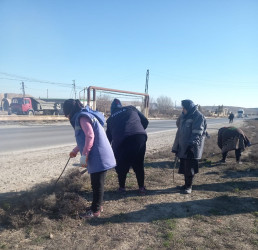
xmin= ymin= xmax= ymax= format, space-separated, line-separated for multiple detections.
xmin=0 ymin=0 xmax=257 ymax=108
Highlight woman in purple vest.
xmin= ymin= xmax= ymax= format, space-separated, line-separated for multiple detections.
xmin=63 ymin=99 xmax=116 ymax=218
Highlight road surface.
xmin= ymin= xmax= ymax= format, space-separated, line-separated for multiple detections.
xmin=0 ymin=118 xmax=242 ymax=153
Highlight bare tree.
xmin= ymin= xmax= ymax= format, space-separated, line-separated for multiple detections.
xmin=96 ymin=95 xmax=112 ymax=115
xmin=215 ymin=105 xmax=224 ymax=116
xmin=198 ymin=105 xmax=211 ymax=117
xmin=156 ymin=95 xmax=174 ymax=114
xmin=198 ymin=105 xmax=203 ymax=112
xmin=148 ymin=97 xmax=158 ymax=116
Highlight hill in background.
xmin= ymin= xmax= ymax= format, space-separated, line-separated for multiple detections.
xmin=202 ymin=106 xmax=258 ymax=115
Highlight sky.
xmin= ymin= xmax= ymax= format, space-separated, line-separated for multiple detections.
xmin=0 ymin=0 xmax=257 ymax=108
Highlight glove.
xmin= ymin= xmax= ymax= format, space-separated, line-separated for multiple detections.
xmin=80 ymin=155 xmax=88 ymax=168
xmin=186 ymin=146 xmax=194 ymax=159
xmin=69 ymin=151 xmax=77 ymax=158
xmin=172 ymin=149 xmax=178 ymax=154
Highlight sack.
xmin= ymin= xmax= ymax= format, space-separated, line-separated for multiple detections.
xmin=84 ymin=105 xmax=105 ymax=126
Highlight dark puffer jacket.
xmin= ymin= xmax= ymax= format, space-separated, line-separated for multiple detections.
xmin=106 ymin=106 xmax=148 ymax=154
xmin=172 ymin=105 xmax=207 ymax=159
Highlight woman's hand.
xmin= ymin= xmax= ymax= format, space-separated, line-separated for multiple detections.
xmin=80 ymin=155 xmax=88 ymax=168
xmin=69 ymin=151 xmax=77 ymax=158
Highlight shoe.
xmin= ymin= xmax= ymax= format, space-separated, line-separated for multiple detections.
xmin=117 ymin=187 xmax=126 ymax=194
xmin=183 ymin=187 xmax=192 ymax=194
xmin=219 ymin=159 xmax=226 ymax=163
xmin=85 ymin=206 xmax=103 ymax=212
xmin=237 ymin=161 xmax=243 ymax=165
xmin=79 ymin=207 xmax=103 ymax=219
xmin=138 ymin=187 xmax=147 ymax=195
xmin=179 ymin=185 xmax=186 ymax=190
xmin=79 ymin=210 xmax=100 ymax=219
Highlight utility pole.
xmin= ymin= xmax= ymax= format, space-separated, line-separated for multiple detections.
xmin=47 ymin=89 xmax=48 ymax=99
xmin=73 ymin=80 xmax=76 ymax=99
xmin=21 ymin=82 xmax=25 ymax=97
xmin=144 ymin=69 xmax=149 ymax=118
xmin=145 ymin=69 xmax=149 ymax=94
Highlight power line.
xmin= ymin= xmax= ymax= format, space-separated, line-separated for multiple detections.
xmin=0 ymin=77 xmax=86 ymax=91
xmin=0 ymin=72 xmax=72 ymax=87
xmin=0 ymin=77 xmax=71 ymax=88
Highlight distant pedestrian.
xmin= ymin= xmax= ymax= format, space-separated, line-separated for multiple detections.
xmin=218 ymin=126 xmax=251 ymax=164
xmin=63 ymin=99 xmax=116 ymax=218
xmin=106 ymin=99 xmax=149 ymax=195
xmin=228 ymin=112 xmax=234 ymax=123
xmin=172 ymin=99 xmax=207 ymax=194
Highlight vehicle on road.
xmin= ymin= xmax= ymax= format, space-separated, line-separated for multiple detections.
xmin=237 ymin=109 xmax=244 ymax=118
xmin=9 ymin=97 xmax=62 ymax=115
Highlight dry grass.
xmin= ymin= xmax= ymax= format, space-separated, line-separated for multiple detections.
xmin=0 ymin=120 xmax=258 ymax=249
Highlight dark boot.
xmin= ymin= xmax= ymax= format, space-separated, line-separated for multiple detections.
xmin=220 ymin=152 xmax=228 ymax=163
xmin=183 ymin=175 xmax=194 ymax=194
xmin=235 ymin=149 xmax=242 ymax=163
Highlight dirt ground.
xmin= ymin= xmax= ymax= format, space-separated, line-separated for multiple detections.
xmin=0 ymin=119 xmax=257 ymax=249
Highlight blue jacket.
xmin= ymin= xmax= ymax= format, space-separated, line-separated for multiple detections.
xmin=172 ymin=106 xmax=207 ymax=159
xmin=72 ymin=110 xmax=116 ymax=174
xmin=106 ymin=106 xmax=148 ymax=153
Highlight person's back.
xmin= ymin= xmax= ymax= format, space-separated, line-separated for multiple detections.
xmin=218 ymin=126 xmax=251 ymax=163
xmin=106 ymin=105 xmax=148 ymax=153
xmin=106 ymin=98 xmax=149 ymax=195
xmin=228 ymin=113 xmax=234 ymax=123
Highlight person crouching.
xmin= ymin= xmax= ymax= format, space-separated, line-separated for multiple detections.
xmin=217 ymin=126 xmax=251 ymax=164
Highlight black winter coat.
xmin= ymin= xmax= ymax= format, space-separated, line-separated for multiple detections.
xmin=106 ymin=106 xmax=148 ymax=154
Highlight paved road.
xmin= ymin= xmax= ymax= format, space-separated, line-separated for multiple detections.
xmin=0 ymin=118 xmax=240 ymax=153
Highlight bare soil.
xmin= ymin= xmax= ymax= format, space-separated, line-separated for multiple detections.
xmin=0 ymin=119 xmax=257 ymax=249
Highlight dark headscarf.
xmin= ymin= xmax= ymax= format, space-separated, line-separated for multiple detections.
xmin=63 ymin=99 xmax=83 ymax=120
xmin=181 ymin=99 xmax=196 ymax=112
xmin=110 ymin=98 xmax=122 ymax=114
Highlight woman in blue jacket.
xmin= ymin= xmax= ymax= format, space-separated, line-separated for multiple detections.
xmin=63 ymin=99 xmax=116 ymax=218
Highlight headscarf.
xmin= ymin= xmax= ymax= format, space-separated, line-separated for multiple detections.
xmin=181 ymin=99 xmax=195 ymax=112
xmin=63 ymin=99 xmax=83 ymax=121
xmin=110 ymin=98 xmax=122 ymax=114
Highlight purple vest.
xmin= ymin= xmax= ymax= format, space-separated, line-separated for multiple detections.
xmin=74 ymin=111 xmax=116 ymax=174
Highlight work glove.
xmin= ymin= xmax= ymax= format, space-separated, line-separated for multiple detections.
xmin=69 ymin=151 xmax=77 ymax=158
xmin=171 ymin=149 xmax=178 ymax=156
xmin=186 ymin=146 xmax=194 ymax=159
xmin=80 ymin=155 xmax=88 ymax=168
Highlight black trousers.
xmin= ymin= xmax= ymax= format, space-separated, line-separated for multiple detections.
xmin=90 ymin=170 xmax=107 ymax=212
xmin=115 ymin=134 xmax=147 ymax=189
xmin=179 ymin=158 xmax=199 ymax=188
xmin=222 ymin=148 xmax=241 ymax=162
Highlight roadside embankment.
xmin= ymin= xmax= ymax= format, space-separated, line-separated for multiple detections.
xmin=0 ymin=115 xmax=67 ymax=121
